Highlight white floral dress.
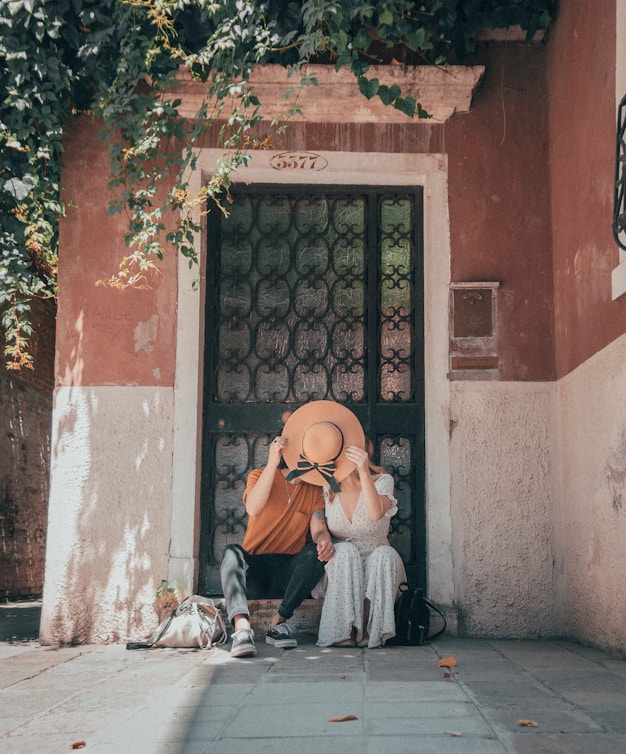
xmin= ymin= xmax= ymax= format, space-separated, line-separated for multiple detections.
xmin=316 ymin=474 xmax=406 ymax=648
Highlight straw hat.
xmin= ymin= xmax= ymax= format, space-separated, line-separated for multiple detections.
xmin=282 ymin=401 xmax=365 ymax=490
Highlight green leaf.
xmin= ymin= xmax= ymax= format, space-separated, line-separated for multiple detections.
xmin=416 ymin=102 xmax=433 ymax=119
xmin=358 ymin=76 xmax=379 ymax=100
xmin=377 ymin=84 xmax=394 ymax=106
xmin=378 ymin=9 xmax=394 ymax=26
xmin=394 ymin=96 xmax=416 ymax=118
xmin=352 ymin=26 xmax=372 ymax=51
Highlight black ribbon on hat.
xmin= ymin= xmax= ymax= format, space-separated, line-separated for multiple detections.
xmin=286 ymin=455 xmax=341 ymax=492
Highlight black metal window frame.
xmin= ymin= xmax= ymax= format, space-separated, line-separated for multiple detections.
xmin=613 ymin=93 xmax=626 ymax=250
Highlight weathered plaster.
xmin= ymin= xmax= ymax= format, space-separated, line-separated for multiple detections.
xmin=449 ymin=381 xmax=559 ymax=637
xmin=557 ymin=332 xmax=626 ymax=653
xmin=133 ymin=314 xmax=159 ymax=353
xmin=39 ymin=387 xmax=174 ymax=644
xmin=42 ymin=18 xmax=626 ymax=651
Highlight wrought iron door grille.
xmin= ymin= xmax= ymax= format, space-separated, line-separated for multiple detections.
xmin=200 ymin=185 xmax=425 ymax=594
xmin=213 ymin=191 xmax=367 ymax=403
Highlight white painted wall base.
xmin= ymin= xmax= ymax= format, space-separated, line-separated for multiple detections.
xmin=446 ymin=334 xmax=626 ymax=653
xmin=557 ymin=332 xmax=626 ymax=653
xmin=40 ymin=387 xmax=174 ymax=644
xmin=449 ymin=381 xmax=561 ymax=637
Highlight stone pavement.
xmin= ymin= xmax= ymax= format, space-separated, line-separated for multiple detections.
xmin=1 ymin=601 xmax=626 ymax=753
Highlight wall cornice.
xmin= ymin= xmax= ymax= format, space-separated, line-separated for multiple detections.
xmin=176 ymin=64 xmax=485 ymax=124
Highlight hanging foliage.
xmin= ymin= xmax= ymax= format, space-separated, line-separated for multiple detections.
xmin=0 ymin=0 xmax=552 ymax=369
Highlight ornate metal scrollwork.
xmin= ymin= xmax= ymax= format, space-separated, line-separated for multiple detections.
xmin=215 ymin=192 xmax=368 ymax=403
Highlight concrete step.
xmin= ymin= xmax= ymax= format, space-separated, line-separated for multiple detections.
xmin=211 ymin=597 xmax=322 ymax=636
xmin=248 ymin=598 xmax=322 ymax=636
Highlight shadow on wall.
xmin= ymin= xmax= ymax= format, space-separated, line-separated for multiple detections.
xmin=41 ymin=381 xmax=175 ymax=645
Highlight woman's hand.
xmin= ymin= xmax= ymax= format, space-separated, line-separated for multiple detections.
xmin=345 ymin=444 xmax=391 ymax=521
xmin=345 ymin=445 xmax=369 ymax=474
xmin=316 ymin=532 xmax=335 ymax=562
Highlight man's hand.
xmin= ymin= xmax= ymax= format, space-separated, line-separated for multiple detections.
xmin=244 ymin=435 xmax=288 ymax=516
xmin=310 ymin=510 xmax=334 ymax=562
xmin=268 ymin=435 xmax=287 ymax=468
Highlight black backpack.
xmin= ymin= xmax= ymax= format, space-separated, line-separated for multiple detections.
xmin=390 ymin=582 xmax=446 ymax=646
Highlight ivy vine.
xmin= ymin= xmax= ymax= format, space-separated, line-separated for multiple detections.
xmin=0 ymin=0 xmax=552 ymax=369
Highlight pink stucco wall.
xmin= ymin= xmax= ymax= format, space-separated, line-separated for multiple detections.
xmin=548 ymin=0 xmax=625 ymax=378
xmin=56 ymin=11 xmax=626 ymax=385
xmin=446 ymin=44 xmax=554 ymax=381
xmin=57 ymin=41 xmax=559 ymax=386
xmin=57 ymin=119 xmax=178 ymax=388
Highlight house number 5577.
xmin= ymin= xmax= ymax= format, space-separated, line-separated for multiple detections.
xmin=270 ymin=152 xmax=328 ymax=171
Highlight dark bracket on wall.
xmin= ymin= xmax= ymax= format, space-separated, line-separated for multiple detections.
xmin=451 ymin=356 xmax=499 ymax=370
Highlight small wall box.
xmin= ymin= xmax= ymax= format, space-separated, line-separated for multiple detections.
xmin=449 ymin=282 xmax=500 ymax=374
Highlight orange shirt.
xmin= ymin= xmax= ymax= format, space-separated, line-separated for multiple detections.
xmin=241 ymin=468 xmax=324 ymax=555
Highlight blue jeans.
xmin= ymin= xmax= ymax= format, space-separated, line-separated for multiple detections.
xmin=220 ymin=542 xmax=324 ymax=625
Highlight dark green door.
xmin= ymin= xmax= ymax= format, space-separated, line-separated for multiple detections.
xmin=199 ymin=185 xmax=425 ymax=594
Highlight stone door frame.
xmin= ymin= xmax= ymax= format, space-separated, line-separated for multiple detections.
xmin=169 ymin=149 xmax=454 ymax=607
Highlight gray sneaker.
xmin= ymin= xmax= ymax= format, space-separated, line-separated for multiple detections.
xmin=230 ymin=628 xmax=257 ymax=658
xmin=266 ymin=622 xmax=297 ymax=648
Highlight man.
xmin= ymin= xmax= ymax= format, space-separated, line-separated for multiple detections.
xmin=220 ymin=434 xmax=335 ymax=658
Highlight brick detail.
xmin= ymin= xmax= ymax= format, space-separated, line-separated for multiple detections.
xmin=1 ymin=297 xmax=55 ymax=599
xmin=4 ymin=298 xmax=56 ymax=394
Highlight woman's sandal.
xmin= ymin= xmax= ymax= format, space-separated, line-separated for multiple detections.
xmin=333 ymin=638 xmax=356 ymax=647
xmin=356 ymin=636 xmax=369 ymax=648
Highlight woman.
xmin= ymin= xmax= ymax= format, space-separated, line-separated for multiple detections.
xmin=316 ymin=440 xmax=406 ymax=648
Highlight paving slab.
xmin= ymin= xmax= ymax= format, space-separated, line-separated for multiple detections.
xmin=2 ymin=604 xmax=626 ymax=754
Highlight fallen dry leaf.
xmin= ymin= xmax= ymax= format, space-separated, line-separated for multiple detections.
xmin=328 ymin=715 xmax=358 ymax=723
xmin=70 ymin=742 xmax=87 ymax=750
xmin=516 ymin=719 xmax=539 ymax=727
xmin=437 ymin=656 xmax=457 ymax=668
